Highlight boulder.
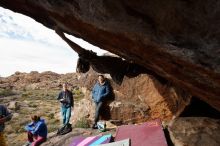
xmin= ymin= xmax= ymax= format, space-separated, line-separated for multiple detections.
xmin=77 ymin=69 xmax=191 ymax=123
xmin=168 ymin=117 xmax=220 ymax=146
xmin=8 ymin=101 xmax=19 ymax=110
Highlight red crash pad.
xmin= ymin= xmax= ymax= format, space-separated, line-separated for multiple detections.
xmin=115 ymin=119 xmax=167 ymax=146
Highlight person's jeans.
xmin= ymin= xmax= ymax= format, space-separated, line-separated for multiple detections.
xmin=61 ymin=106 xmax=71 ymax=126
xmin=94 ymin=102 xmax=103 ymax=124
xmin=27 ymin=131 xmax=46 ymax=146
xmin=0 ymin=132 xmax=6 ymax=146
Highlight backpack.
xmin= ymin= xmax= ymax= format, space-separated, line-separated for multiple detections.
xmin=57 ymin=123 xmax=72 ymax=135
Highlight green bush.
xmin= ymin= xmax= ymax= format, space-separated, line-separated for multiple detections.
xmin=0 ymin=88 xmax=15 ymax=97
xmin=75 ymin=118 xmax=90 ymax=128
xmin=72 ymin=88 xmax=84 ymax=101
xmin=73 ymin=89 xmax=82 ymax=95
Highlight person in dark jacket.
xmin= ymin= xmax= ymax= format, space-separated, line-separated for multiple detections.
xmin=23 ymin=115 xmax=47 ymax=146
xmin=57 ymin=83 xmax=74 ymax=126
xmin=0 ymin=104 xmax=12 ymax=146
xmin=92 ymin=75 xmax=110 ymax=129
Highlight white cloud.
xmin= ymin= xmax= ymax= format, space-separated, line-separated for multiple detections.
xmin=0 ymin=7 xmax=107 ymax=77
xmin=0 ymin=38 xmax=77 ymax=77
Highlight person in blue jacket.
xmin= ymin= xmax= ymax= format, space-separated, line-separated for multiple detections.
xmin=92 ymin=75 xmax=110 ymax=129
xmin=23 ymin=115 xmax=47 ymax=146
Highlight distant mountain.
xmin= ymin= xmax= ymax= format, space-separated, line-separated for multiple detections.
xmin=0 ymin=71 xmax=79 ymax=90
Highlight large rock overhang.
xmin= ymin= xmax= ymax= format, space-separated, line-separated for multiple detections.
xmin=0 ymin=0 xmax=220 ymax=111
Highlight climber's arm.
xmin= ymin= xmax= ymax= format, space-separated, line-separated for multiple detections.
xmin=55 ymin=27 xmax=87 ymax=55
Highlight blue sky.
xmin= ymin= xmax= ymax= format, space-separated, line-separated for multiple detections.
xmin=0 ymin=7 xmax=106 ymax=77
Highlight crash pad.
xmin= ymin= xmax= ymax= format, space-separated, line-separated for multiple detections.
xmin=70 ymin=134 xmax=112 ymax=146
xmin=115 ymin=119 xmax=167 ymax=146
xmin=97 ymin=138 xmax=130 ymax=146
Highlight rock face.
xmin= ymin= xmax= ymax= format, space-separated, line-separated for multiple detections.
xmin=0 ymin=0 xmax=219 ymax=111
xmin=75 ymin=69 xmax=191 ymax=123
xmin=168 ymin=117 xmax=220 ymax=146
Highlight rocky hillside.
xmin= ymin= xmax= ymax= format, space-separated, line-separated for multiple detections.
xmin=0 ymin=71 xmax=78 ymax=90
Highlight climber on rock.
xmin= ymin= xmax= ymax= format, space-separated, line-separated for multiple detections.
xmin=54 ymin=27 xmax=148 ymax=85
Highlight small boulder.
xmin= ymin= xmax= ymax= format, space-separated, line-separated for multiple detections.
xmin=8 ymin=101 xmax=20 ymax=110
xmin=168 ymin=117 xmax=220 ymax=146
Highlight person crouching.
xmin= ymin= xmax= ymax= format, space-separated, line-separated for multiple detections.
xmin=23 ymin=115 xmax=47 ymax=146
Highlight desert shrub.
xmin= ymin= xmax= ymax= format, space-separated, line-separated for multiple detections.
xmin=73 ymin=89 xmax=82 ymax=95
xmin=47 ymin=119 xmax=60 ymax=132
xmin=72 ymin=88 xmax=84 ymax=101
xmin=21 ymin=93 xmax=29 ymax=98
xmin=48 ymin=113 xmax=55 ymax=119
xmin=28 ymin=101 xmax=38 ymax=108
xmin=74 ymin=94 xmax=84 ymax=101
xmin=75 ymin=117 xmax=90 ymax=128
xmin=0 ymin=88 xmax=15 ymax=97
